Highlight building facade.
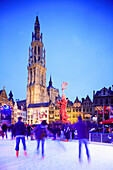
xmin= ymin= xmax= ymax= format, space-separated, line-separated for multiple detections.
xmin=0 ymin=87 xmax=14 ymax=125
xmin=93 ymin=85 xmax=113 ymax=122
xmin=26 ymin=16 xmax=59 ymax=124
xmin=14 ymin=100 xmax=27 ymax=124
xmin=82 ymin=95 xmax=94 ymax=120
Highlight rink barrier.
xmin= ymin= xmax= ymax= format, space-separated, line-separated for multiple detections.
xmin=89 ymin=133 xmax=113 ymax=143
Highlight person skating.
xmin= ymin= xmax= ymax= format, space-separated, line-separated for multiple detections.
xmin=14 ymin=117 xmax=27 ymax=157
xmin=74 ymin=115 xmax=90 ymax=163
xmin=32 ymin=120 xmax=47 ymax=159
xmin=26 ymin=124 xmax=32 ymax=140
xmin=2 ymin=123 xmax=8 ymax=139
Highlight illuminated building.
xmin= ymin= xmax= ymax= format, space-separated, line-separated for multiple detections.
xmin=0 ymin=87 xmax=14 ymax=125
xmin=14 ymin=100 xmax=27 ymax=124
xmin=93 ymin=86 xmax=113 ymax=123
xmin=26 ymin=16 xmax=59 ymax=124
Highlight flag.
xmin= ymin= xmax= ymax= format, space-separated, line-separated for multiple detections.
xmin=97 ymin=110 xmax=103 ymax=114
xmin=104 ymin=105 xmax=110 ymax=112
xmin=43 ymin=112 xmax=47 ymax=118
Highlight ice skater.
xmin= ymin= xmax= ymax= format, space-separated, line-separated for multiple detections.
xmin=14 ymin=117 xmax=27 ymax=157
xmin=74 ymin=115 xmax=90 ymax=162
xmin=32 ymin=120 xmax=47 ymax=159
xmin=2 ymin=123 xmax=8 ymax=139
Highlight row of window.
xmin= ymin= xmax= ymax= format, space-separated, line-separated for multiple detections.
xmin=83 ymin=108 xmax=92 ymax=112
xmin=67 ymin=108 xmax=92 ymax=112
xmin=72 ymin=114 xmax=79 ymax=118
xmin=83 ymin=102 xmax=92 ymax=106
xmin=94 ymin=98 xmax=113 ymax=105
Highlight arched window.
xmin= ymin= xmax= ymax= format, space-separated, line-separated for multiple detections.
xmin=30 ymin=69 xmax=32 ymax=83
xmin=34 ymin=56 xmax=36 ymax=63
xmin=41 ymin=74 xmax=43 ymax=86
xmin=34 ymin=46 xmax=36 ymax=55
xmin=34 ymin=69 xmax=36 ymax=83
xmin=38 ymin=46 xmax=40 ymax=55
xmin=29 ymin=89 xmax=31 ymax=103
xmin=38 ymin=56 xmax=40 ymax=61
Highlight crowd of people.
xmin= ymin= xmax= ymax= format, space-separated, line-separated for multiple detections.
xmin=1 ymin=116 xmax=113 ymax=163
xmin=0 ymin=116 xmax=92 ymax=162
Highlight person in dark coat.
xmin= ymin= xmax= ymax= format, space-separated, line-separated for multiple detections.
xmin=64 ymin=123 xmax=70 ymax=142
xmin=74 ymin=115 xmax=90 ymax=162
xmin=52 ymin=124 xmax=58 ymax=140
xmin=26 ymin=124 xmax=32 ymax=140
xmin=10 ymin=124 xmax=15 ymax=140
xmin=2 ymin=123 xmax=8 ymax=139
xmin=32 ymin=120 xmax=47 ymax=158
xmin=14 ymin=117 xmax=27 ymax=157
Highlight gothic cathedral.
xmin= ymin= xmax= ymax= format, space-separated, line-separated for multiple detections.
xmin=26 ymin=16 xmax=59 ymax=124
xmin=26 ymin=16 xmax=49 ymax=106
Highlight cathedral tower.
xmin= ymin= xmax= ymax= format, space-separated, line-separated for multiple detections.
xmin=26 ymin=16 xmax=49 ymax=107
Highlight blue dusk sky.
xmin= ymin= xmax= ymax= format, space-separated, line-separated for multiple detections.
xmin=0 ymin=0 xmax=113 ymax=102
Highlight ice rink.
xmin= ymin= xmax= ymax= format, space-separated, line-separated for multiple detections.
xmin=0 ymin=133 xmax=113 ymax=170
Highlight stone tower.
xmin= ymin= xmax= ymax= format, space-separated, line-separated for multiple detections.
xmin=26 ymin=16 xmax=49 ymax=107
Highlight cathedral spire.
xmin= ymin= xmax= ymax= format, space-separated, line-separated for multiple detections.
xmin=49 ymin=75 xmax=52 ymax=87
xmin=34 ymin=16 xmax=40 ymax=41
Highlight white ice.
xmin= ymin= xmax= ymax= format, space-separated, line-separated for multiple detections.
xmin=0 ymin=132 xmax=113 ymax=170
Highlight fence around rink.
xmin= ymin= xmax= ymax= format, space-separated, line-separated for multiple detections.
xmin=88 ymin=133 xmax=113 ymax=143
xmin=1 ymin=129 xmax=113 ymax=144
xmin=69 ymin=132 xmax=113 ymax=144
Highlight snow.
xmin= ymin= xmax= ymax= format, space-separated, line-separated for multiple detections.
xmin=0 ymin=132 xmax=113 ymax=170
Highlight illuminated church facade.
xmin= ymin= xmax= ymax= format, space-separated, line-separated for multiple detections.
xmin=26 ymin=16 xmax=59 ymax=124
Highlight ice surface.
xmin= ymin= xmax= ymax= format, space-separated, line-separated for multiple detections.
xmin=0 ymin=132 xmax=113 ymax=170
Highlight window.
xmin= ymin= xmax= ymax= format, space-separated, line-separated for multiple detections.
xmin=34 ymin=69 xmax=36 ymax=83
xmin=103 ymin=89 xmax=106 ymax=95
xmin=106 ymin=99 xmax=108 ymax=105
xmin=95 ymin=100 xmax=98 ymax=105
xmin=111 ymin=99 xmax=113 ymax=104
xmin=34 ymin=46 xmax=36 ymax=55
xmin=34 ymin=56 xmax=36 ymax=63
xmin=29 ymin=89 xmax=31 ymax=103
xmin=73 ymin=109 xmax=75 ymax=112
xmin=76 ymin=114 xmax=78 ymax=118
xmin=67 ymin=109 xmax=71 ymax=113
xmin=38 ymin=46 xmax=40 ymax=55
xmin=90 ymin=108 xmax=92 ymax=112
xmin=41 ymin=74 xmax=43 ymax=85
xmin=100 ymin=99 xmax=103 ymax=105
xmin=30 ymin=69 xmax=32 ymax=83
xmin=38 ymin=56 xmax=40 ymax=61
xmin=73 ymin=114 xmax=75 ymax=118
